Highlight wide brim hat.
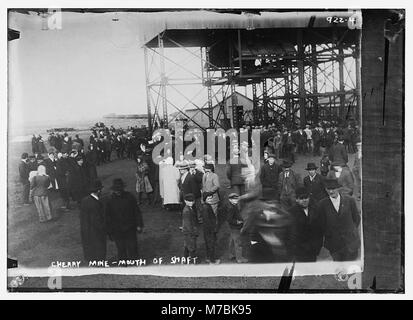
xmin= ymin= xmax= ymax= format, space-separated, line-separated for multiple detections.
xmin=305 ymin=162 xmax=318 ymax=170
xmin=331 ymin=160 xmax=346 ymax=167
xmin=281 ymin=159 xmax=292 ymax=168
xmin=267 ymin=153 xmax=277 ymax=159
xmin=188 ymin=161 xmax=196 ymax=168
xmin=177 ymin=161 xmax=190 ymax=170
xmin=323 ymin=178 xmax=342 ymax=190
xmin=111 ymin=178 xmax=126 ymax=191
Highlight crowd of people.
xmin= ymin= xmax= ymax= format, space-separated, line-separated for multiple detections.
xmin=17 ymin=119 xmax=362 ymax=265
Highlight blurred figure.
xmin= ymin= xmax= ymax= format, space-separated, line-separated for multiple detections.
xmin=105 ymin=178 xmax=144 ymax=261
xmin=241 ymin=188 xmax=292 ymax=263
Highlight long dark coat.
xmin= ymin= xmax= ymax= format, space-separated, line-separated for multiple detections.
xmin=289 ymin=204 xmax=323 ymax=261
xmin=260 ymin=163 xmax=282 ymax=190
xmin=67 ymin=162 xmax=88 ymax=202
xmin=79 ymin=195 xmax=107 ymax=262
xmin=180 ymin=173 xmax=201 ymax=200
xmin=316 ymin=194 xmax=361 ymax=254
xmin=303 ymin=173 xmax=328 ymax=206
xmin=105 ymin=191 xmax=144 ymax=239
xmin=44 ymin=158 xmax=57 ymax=188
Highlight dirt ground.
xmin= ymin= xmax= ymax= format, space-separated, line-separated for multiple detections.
xmin=7 ymin=135 xmax=358 ymax=290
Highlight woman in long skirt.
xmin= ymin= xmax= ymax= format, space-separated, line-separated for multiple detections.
xmin=30 ymin=165 xmax=53 ymax=222
xmin=135 ymin=156 xmax=152 ymax=204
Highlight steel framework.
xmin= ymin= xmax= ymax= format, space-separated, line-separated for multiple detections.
xmin=144 ymin=26 xmax=360 ymax=133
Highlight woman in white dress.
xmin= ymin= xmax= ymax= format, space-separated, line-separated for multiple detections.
xmin=161 ymin=157 xmax=181 ymax=207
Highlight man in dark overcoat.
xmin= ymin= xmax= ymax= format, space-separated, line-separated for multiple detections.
xmin=316 ymin=179 xmax=361 ymax=261
xmin=303 ymin=162 xmax=328 ymax=206
xmin=289 ymin=187 xmax=323 ymax=262
xmin=18 ymin=152 xmax=31 ymax=205
xmin=260 ymin=153 xmax=282 ymax=200
xmin=79 ymin=180 xmax=106 ymax=263
xmin=105 ymin=178 xmax=144 ymax=261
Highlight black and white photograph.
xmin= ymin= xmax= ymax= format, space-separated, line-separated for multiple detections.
xmin=5 ymin=5 xmax=404 ymax=293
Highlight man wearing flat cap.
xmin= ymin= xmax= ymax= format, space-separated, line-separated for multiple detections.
xmin=303 ymin=162 xmax=328 ymax=206
xmin=105 ymin=178 xmax=144 ymax=261
xmin=80 ymin=180 xmax=106 ymax=263
xmin=260 ymin=153 xmax=283 ymax=201
xmin=316 ymin=179 xmax=361 ymax=261
xmin=218 ymin=193 xmax=248 ymax=263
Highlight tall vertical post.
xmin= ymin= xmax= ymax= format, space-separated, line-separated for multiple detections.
xmin=297 ymin=29 xmax=306 ymax=127
xmin=284 ymin=65 xmax=291 ymax=126
xmin=252 ymin=83 xmax=259 ymax=125
xmin=238 ymin=29 xmax=243 ymax=77
xmin=354 ymin=45 xmax=361 ymax=123
xmin=338 ymin=44 xmax=346 ymax=122
xmin=206 ymin=47 xmax=214 ymax=128
xmin=311 ymin=44 xmax=319 ymax=124
xmin=262 ymin=79 xmax=269 ymax=127
xmin=143 ymin=46 xmax=153 ymax=134
xmin=229 ymin=40 xmax=238 ymax=129
xmin=158 ymin=34 xmax=168 ymax=128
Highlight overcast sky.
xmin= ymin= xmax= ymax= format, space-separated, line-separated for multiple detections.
xmin=8 ymin=11 xmax=206 ymax=126
xmin=8 ymin=10 xmax=356 ymax=127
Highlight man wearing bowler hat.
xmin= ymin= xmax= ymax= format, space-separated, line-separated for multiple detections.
xmin=80 ymin=180 xmax=106 ymax=263
xmin=303 ymin=162 xmax=328 ymax=206
xmin=105 ymin=178 xmax=144 ymax=261
xmin=260 ymin=153 xmax=283 ymax=201
xmin=316 ymin=178 xmax=361 ymax=261
xmin=278 ymin=159 xmax=300 ymax=208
